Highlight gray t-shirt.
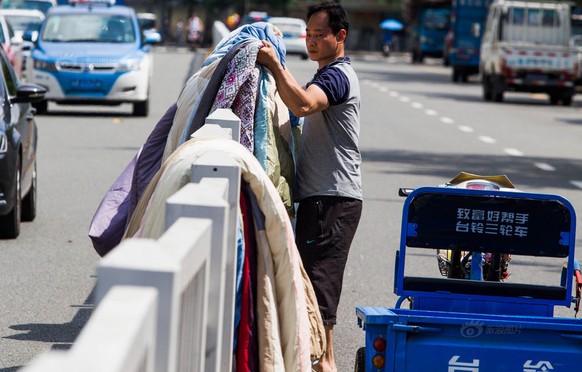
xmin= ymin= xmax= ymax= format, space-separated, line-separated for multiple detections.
xmin=295 ymin=57 xmax=362 ymax=201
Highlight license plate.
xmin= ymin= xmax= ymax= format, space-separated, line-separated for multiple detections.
xmin=71 ymin=79 xmax=101 ymax=90
xmin=525 ymin=74 xmax=548 ymax=82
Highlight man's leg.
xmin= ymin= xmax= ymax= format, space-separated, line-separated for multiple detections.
xmin=296 ymin=197 xmax=362 ymax=372
xmin=313 ymin=324 xmax=336 ymax=372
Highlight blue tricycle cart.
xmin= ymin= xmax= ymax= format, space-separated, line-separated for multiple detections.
xmin=355 ymin=186 xmax=582 ymax=371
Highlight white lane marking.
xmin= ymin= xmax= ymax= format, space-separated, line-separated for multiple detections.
xmin=479 ymin=136 xmax=496 ymax=144
xmin=411 ymin=102 xmax=424 ymax=109
xmin=458 ymin=125 xmax=474 ymax=133
xmin=389 ymin=91 xmax=399 ymax=97
xmin=380 ymin=86 xmax=389 ymax=92
xmin=571 ymin=181 xmax=582 ymax=189
xmin=504 ymin=148 xmax=524 ymax=156
xmin=399 ymin=96 xmax=410 ymax=102
xmin=425 ymin=109 xmax=438 ymax=116
xmin=440 ymin=117 xmax=454 ymax=124
xmin=534 ymin=162 xmax=556 ymax=171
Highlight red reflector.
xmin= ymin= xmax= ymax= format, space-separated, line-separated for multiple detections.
xmin=518 ymin=50 xmax=527 ymax=55
xmin=372 ymin=354 xmax=386 ymax=368
xmin=373 ymin=337 xmax=387 ymax=351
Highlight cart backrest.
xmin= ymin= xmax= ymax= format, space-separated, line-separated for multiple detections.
xmin=394 ymin=187 xmax=577 ymax=312
xmin=405 ymin=188 xmax=572 ymax=257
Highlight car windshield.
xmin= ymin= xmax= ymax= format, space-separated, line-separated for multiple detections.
xmin=502 ymin=7 xmax=566 ymax=45
xmin=423 ymin=11 xmax=450 ymax=30
xmin=2 ymin=0 xmax=53 ymax=14
xmin=271 ymin=22 xmax=304 ymax=38
xmin=5 ymin=15 xmax=43 ymax=32
xmin=41 ymin=13 xmax=135 ymax=43
xmin=138 ymin=17 xmax=155 ymax=30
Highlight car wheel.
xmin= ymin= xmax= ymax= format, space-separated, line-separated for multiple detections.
xmin=301 ymin=53 xmax=309 ymax=60
xmin=412 ymin=50 xmax=420 ymax=63
xmin=0 ymin=154 xmax=21 ymax=239
xmin=354 ymin=347 xmax=365 ymax=372
xmin=482 ymin=74 xmax=492 ymax=101
xmin=452 ymin=68 xmax=459 ymax=82
xmin=133 ymin=99 xmax=149 ymax=117
xmin=491 ymin=77 xmax=504 ymax=102
xmin=561 ymin=95 xmax=573 ymax=106
xmin=22 ymin=160 xmax=37 ymax=222
xmin=33 ymin=100 xmax=48 ymax=115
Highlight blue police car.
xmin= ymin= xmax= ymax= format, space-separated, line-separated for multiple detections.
xmin=26 ymin=0 xmax=154 ymax=116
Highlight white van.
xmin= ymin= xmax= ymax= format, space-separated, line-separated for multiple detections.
xmin=480 ymin=0 xmax=578 ymax=105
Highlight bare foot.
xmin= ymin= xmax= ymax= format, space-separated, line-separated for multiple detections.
xmin=312 ymin=359 xmax=337 ymax=372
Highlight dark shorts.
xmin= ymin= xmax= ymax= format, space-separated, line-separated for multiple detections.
xmin=295 ymin=196 xmax=362 ymax=325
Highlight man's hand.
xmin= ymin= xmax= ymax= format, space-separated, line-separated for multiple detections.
xmin=256 ymin=40 xmax=280 ymax=72
xmin=255 ymin=39 xmax=328 ymax=117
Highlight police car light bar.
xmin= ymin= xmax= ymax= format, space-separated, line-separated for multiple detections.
xmin=69 ymin=0 xmax=116 ymax=5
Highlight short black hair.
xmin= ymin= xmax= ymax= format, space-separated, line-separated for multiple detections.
xmin=307 ymin=2 xmax=349 ymax=36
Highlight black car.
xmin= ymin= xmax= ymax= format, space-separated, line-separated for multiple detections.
xmin=0 ymin=45 xmax=45 ymax=238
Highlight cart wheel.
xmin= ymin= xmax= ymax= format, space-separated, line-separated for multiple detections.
xmin=354 ymin=347 xmax=366 ymax=372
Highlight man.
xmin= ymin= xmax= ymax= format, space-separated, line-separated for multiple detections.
xmin=187 ymin=13 xmax=204 ymax=50
xmin=257 ymin=3 xmax=362 ymax=371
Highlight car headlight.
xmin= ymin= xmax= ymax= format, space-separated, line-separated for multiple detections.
xmin=33 ymin=59 xmax=57 ymax=71
xmin=0 ymin=133 xmax=8 ymax=153
xmin=117 ymin=59 xmax=141 ymax=72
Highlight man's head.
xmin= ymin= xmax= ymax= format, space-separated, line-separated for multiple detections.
xmin=305 ymin=2 xmax=349 ymax=66
xmin=307 ymin=2 xmax=349 ymax=37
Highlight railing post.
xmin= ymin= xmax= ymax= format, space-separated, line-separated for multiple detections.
xmin=158 ymin=218 xmax=212 ymax=372
xmin=96 ymin=239 xmax=181 ymax=372
xmin=189 ymin=152 xmax=241 ymax=372
xmin=68 ymin=286 xmax=159 ymax=372
xmin=165 ymin=179 xmax=233 ymax=372
xmin=204 ymin=108 xmax=241 ymax=142
xmin=19 ymin=351 xmax=70 ymax=371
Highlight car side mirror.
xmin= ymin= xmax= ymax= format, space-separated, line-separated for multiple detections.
xmin=22 ymin=31 xmax=34 ymax=42
xmin=472 ymin=23 xmax=481 ymax=38
xmin=12 ymin=83 xmax=46 ymax=103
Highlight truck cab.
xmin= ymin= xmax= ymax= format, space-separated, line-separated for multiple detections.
xmin=447 ymin=0 xmax=493 ymax=82
xmin=412 ymin=7 xmax=451 ymax=63
xmin=569 ymin=12 xmax=582 ymax=91
xmin=480 ymin=0 xmax=577 ymax=104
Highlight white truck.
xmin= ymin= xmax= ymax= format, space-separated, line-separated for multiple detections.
xmin=480 ymin=0 xmax=578 ymax=105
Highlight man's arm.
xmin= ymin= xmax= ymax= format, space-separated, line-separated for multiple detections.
xmin=256 ymin=40 xmax=328 ymax=117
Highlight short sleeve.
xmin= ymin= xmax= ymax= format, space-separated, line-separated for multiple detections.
xmin=309 ymin=67 xmax=349 ymax=106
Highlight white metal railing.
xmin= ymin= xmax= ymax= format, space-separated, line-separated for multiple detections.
xmin=21 ymin=109 xmax=242 ymax=372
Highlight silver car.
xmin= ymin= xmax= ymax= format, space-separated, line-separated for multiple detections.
xmin=269 ymin=17 xmax=308 ymax=60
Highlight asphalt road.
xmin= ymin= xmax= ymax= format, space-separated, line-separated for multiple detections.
xmin=2 ymin=47 xmax=582 ymax=371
